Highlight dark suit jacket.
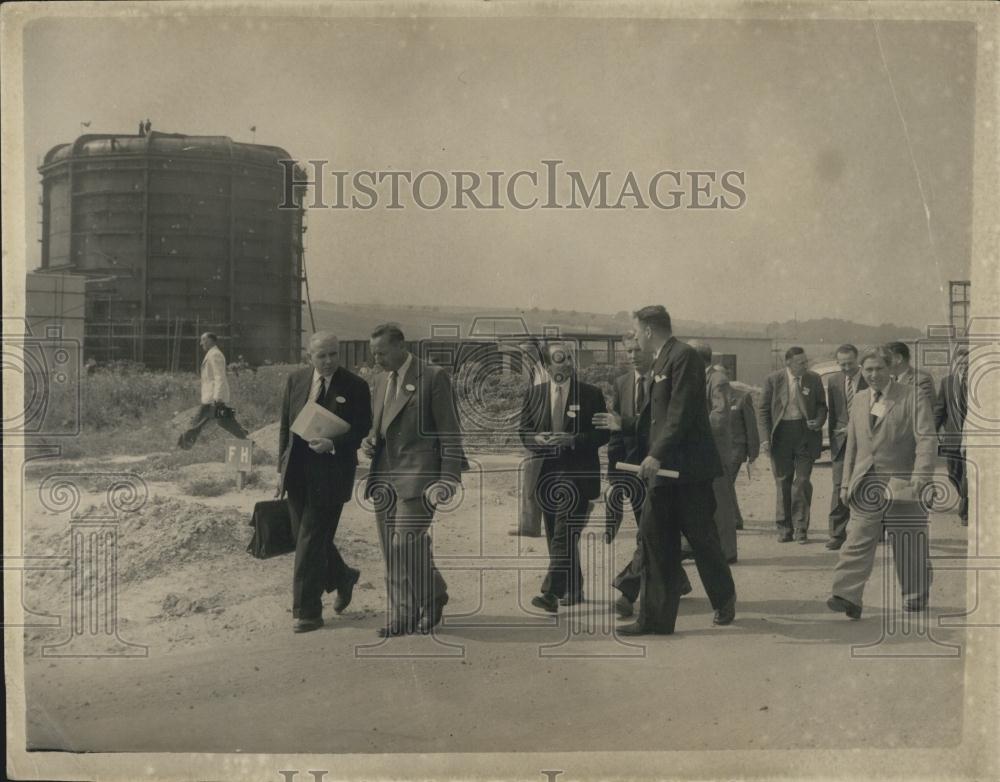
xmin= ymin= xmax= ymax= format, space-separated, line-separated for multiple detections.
xmin=934 ymin=372 xmax=967 ymax=452
xmin=607 ymin=370 xmax=651 ymax=469
xmin=729 ymin=389 xmax=760 ymax=462
xmin=894 ymin=367 xmax=936 ymax=404
xmin=278 ymin=365 xmax=373 ymax=504
xmin=519 ymin=375 xmax=609 ymax=501
xmin=645 ymin=337 xmax=722 ymax=484
xmin=366 ymin=355 xmax=467 ymax=501
xmin=705 ymin=365 xmax=733 ymax=458
xmin=826 ymin=370 xmax=868 ymax=461
xmin=757 ymin=369 xmax=828 ymax=460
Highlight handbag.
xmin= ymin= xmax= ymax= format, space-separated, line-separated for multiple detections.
xmin=246 ymin=499 xmax=296 ymax=558
xmin=214 ymin=402 xmax=236 ymax=420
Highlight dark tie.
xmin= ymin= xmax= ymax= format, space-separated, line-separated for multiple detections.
xmin=869 ymin=389 xmax=882 ymax=430
xmin=316 ymin=376 xmax=327 ymax=404
xmin=845 ymin=375 xmax=855 ymax=410
xmin=635 ymin=375 xmax=646 ymax=412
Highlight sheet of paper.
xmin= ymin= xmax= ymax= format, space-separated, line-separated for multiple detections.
xmin=291 ymin=401 xmax=350 ymax=441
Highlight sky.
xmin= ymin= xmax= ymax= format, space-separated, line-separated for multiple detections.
xmin=21 ymin=13 xmax=978 ymax=328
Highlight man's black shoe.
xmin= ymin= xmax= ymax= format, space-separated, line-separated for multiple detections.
xmin=418 ymin=594 xmax=449 ymax=634
xmin=713 ymin=595 xmax=736 ymax=626
xmin=827 ymin=595 xmax=862 ymax=620
xmin=531 ymin=593 xmax=559 ymax=613
xmin=333 ymin=568 xmax=360 ymax=614
xmin=293 ymin=617 xmax=324 ymax=634
xmin=614 ymin=595 xmax=634 ymax=619
xmin=617 ymin=622 xmax=672 ymax=636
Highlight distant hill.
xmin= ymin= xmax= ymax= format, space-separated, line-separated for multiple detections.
xmin=764 ymin=318 xmax=922 ymax=345
xmin=306 ymin=302 xmax=920 ymax=346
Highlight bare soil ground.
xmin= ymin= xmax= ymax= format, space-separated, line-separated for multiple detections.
xmin=19 ymin=447 xmax=975 ymax=754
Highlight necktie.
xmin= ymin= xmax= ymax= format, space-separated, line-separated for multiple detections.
xmin=380 ymin=371 xmax=398 ymax=436
xmin=845 ymin=375 xmax=855 ymax=410
xmin=869 ymin=389 xmax=882 ymax=430
xmin=635 ymin=374 xmax=646 ymax=412
xmin=316 ymin=376 xmax=327 ymax=404
xmin=552 ymin=384 xmax=565 ymax=432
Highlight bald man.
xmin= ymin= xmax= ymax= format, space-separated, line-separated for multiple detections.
xmin=278 ymin=332 xmax=373 ymax=633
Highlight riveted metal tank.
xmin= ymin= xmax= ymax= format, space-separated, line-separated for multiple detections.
xmin=38 ymin=131 xmax=304 ymax=369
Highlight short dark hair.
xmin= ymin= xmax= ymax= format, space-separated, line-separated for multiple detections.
xmin=884 ymin=341 xmax=910 ymax=362
xmin=860 ymin=346 xmax=892 ymax=367
xmin=784 ymin=346 xmax=805 ymax=362
xmin=835 ymin=343 xmax=859 ymax=357
xmin=632 ymin=305 xmax=672 ymax=333
xmin=370 ymin=323 xmax=405 ymax=343
xmin=202 ymin=332 xmax=218 ymax=343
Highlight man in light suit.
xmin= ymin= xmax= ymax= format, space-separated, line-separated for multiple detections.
xmin=618 ymin=306 xmax=736 ymax=635
xmin=885 ymin=341 xmax=936 ymax=403
xmin=825 ymin=344 xmax=868 ymax=550
xmin=278 ymin=332 xmax=372 ymax=633
xmin=758 ymin=346 xmax=828 ymax=543
xmin=363 ymin=323 xmax=466 ymax=637
xmin=934 ymin=346 xmax=969 ymax=524
xmin=691 ymin=341 xmax=740 ymax=563
xmin=521 ymin=341 xmax=609 ymax=612
xmin=177 ymin=332 xmax=248 ymax=449
xmin=595 ymin=334 xmax=692 ymax=620
xmin=828 ymin=346 xmax=936 ymax=619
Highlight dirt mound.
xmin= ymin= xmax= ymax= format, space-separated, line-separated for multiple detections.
xmin=248 ymin=421 xmax=281 ymax=460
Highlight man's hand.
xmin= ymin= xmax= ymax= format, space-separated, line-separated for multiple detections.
xmin=274 ymin=471 xmax=283 ymax=499
xmin=309 ymin=437 xmax=334 ymax=454
xmin=806 ymin=418 xmax=822 ymax=431
xmin=361 ymin=436 xmax=376 ymax=459
xmin=761 ymin=441 xmax=770 ymax=454
xmin=533 ymin=433 xmax=552 ymax=447
xmin=424 ymin=479 xmax=459 ymax=507
xmin=638 ymin=455 xmax=661 ymax=483
xmin=546 ymin=432 xmax=575 ymax=448
xmin=593 ymin=412 xmax=622 ymax=431
xmin=839 ymin=486 xmax=850 ymax=506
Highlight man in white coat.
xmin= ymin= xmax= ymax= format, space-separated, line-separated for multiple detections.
xmin=177 ymin=332 xmax=249 ymax=449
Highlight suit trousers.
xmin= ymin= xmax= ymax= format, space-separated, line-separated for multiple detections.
xmin=287 ymin=486 xmax=350 ymax=620
xmin=517 ymin=455 xmax=544 ymax=535
xmin=831 ymin=497 xmax=933 ymax=607
xmin=638 ymin=480 xmax=735 ymax=633
xmin=727 ymin=446 xmax=748 ymax=485
xmin=177 ymin=403 xmax=248 ymax=449
xmin=374 ymin=494 xmax=448 ymax=626
xmin=608 ymin=471 xmax=645 ymax=603
xmin=943 ymin=449 xmax=969 ymax=522
xmin=828 ymin=454 xmax=851 ymax=540
xmin=770 ymin=419 xmax=815 ymax=533
xmin=539 ymin=490 xmax=593 ymax=599
xmin=711 ymin=468 xmax=740 ymax=561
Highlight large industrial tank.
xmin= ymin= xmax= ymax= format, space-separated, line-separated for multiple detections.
xmin=38 ymin=131 xmax=304 ymax=369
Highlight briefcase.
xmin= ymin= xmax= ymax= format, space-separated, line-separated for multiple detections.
xmin=246 ymin=499 xmax=296 ymax=559
xmin=214 ymin=402 xmax=236 ymax=420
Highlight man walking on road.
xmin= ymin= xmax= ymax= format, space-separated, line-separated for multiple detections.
xmin=758 ymin=347 xmax=827 ymax=544
xmin=825 ymin=344 xmax=867 ymax=550
xmin=177 ymin=332 xmax=249 ymax=449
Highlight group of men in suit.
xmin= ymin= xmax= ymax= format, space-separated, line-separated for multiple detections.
xmin=277 ymin=326 xmax=465 ymax=635
xmin=268 ymin=315 xmax=969 ymax=636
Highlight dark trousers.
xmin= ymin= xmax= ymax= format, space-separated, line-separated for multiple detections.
xmin=177 ymin=403 xmax=248 ymax=449
xmin=638 ymin=480 xmax=735 ymax=633
xmin=374 ymin=493 xmax=447 ymax=626
xmin=540 ymin=490 xmax=593 ymax=599
xmin=287 ymin=488 xmax=351 ymax=620
xmin=770 ymin=419 xmax=815 ymax=533
xmin=518 ymin=455 xmax=544 ymax=535
xmin=943 ymin=450 xmax=969 ymax=522
xmin=828 ymin=453 xmax=850 ymax=541
xmin=608 ymin=472 xmax=646 ymax=603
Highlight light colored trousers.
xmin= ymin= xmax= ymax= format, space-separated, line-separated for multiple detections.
xmin=831 ymin=499 xmax=933 ymax=607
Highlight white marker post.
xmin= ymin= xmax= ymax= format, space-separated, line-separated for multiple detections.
xmin=225 ymin=439 xmax=254 ymax=490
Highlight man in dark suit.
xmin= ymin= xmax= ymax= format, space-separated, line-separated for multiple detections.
xmin=728 ymin=386 xmax=760 ymax=491
xmin=885 ymin=341 xmax=936 ymax=403
xmin=595 ymin=334 xmax=692 ymax=619
xmin=758 ymin=346 xmax=828 ymax=543
xmin=363 ymin=323 xmax=466 ymax=637
xmin=825 ymin=344 xmax=868 ymax=550
xmin=618 ymin=305 xmax=736 ymax=635
xmin=278 ymin=332 xmax=373 ymax=633
xmin=511 ymin=337 xmax=547 ymax=538
xmin=934 ymin=346 xmax=969 ymax=524
xmin=691 ymin=341 xmax=740 ymax=563
xmin=521 ymin=341 xmax=609 ymax=613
